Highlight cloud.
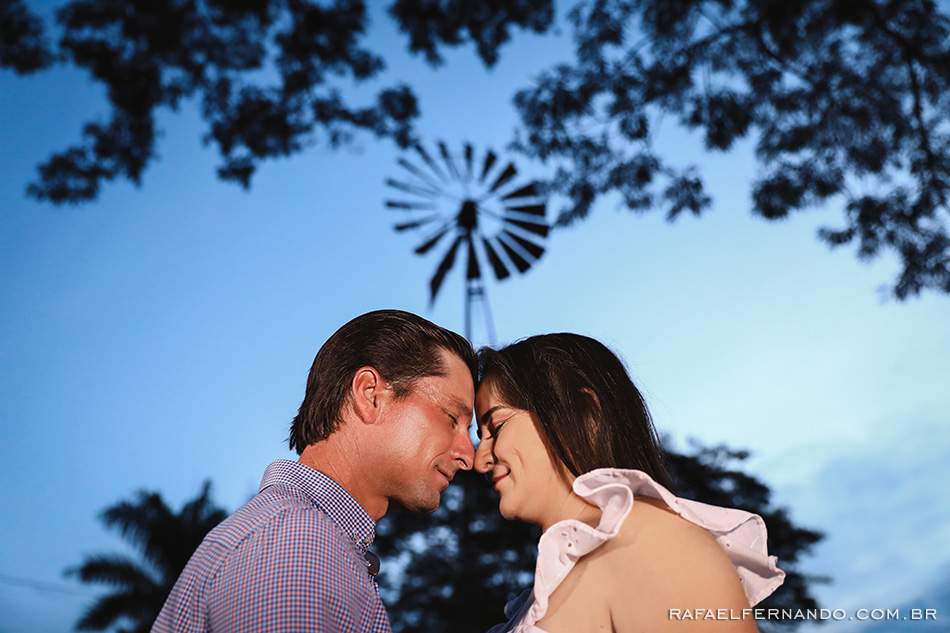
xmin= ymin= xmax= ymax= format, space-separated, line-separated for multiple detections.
xmin=762 ymin=413 xmax=950 ymax=632
xmin=850 ymin=564 xmax=949 ymax=632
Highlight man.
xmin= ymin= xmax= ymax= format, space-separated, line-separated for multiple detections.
xmin=152 ymin=310 xmax=476 ymax=632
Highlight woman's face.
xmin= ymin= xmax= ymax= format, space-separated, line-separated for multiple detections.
xmin=474 ymin=380 xmax=574 ymax=528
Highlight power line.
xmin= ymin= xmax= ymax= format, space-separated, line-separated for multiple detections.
xmin=0 ymin=572 xmax=95 ymax=596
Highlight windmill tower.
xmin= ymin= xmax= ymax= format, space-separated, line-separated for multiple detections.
xmin=385 ymin=141 xmax=548 ymax=342
xmin=380 ymin=141 xmax=549 ymax=626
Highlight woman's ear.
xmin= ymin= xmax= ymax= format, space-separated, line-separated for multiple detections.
xmin=580 ymin=386 xmax=603 ymax=437
xmin=581 ymin=386 xmax=601 ymax=408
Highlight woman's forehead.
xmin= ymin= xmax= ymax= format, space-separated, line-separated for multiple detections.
xmin=475 ymin=379 xmax=508 ymax=408
xmin=475 ymin=377 xmax=495 ymax=398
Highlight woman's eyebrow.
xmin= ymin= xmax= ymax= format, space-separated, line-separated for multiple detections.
xmin=478 ymin=405 xmax=504 ymax=426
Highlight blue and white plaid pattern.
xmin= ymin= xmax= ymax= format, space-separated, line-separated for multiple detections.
xmin=152 ymin=460 xmax=392 ymax=633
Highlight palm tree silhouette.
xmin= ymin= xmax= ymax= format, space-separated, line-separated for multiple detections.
xmin=67 ymin=481 xmax=227 ymax=632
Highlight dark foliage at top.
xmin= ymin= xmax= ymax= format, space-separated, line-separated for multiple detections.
xmin=6 ymin=0 xmax=553 ymax=203
xmin=389 ymin=0 xmax=554 ymax=67
xmin=1 ymin=0 xmax=54 ymax=72
xmin=6 ymin=0 xmax=950 ymax=298
xmin=67 ymin=481 xmax=227 ymax=633
xmin=376 ymin=441 xmax=825 ymax=633
xmin=512 ymin=0 xmax=950 ymax=298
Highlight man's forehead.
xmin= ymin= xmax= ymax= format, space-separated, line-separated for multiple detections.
xmin=415 ymin=373 xmax=473 ymax=413
xmin=407 ymin=349 xmax=472 ymax=411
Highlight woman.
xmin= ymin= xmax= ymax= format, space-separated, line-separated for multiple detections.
xmin=475 ymin=334 xmax=784 ymax=632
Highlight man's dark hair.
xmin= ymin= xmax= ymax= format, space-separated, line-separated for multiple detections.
xmin=478 ymin=333 xmax=672 ymax=488
xmin=289 ymin=310 xmax=476 ymax=454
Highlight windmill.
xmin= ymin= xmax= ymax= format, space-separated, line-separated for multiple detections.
xmin=385 ymin=140 xmax=548 ymax=341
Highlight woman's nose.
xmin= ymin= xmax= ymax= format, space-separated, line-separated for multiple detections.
xmin=474 ymin=440 xmax=493 ymax=473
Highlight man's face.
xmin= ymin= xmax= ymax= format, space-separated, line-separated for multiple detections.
xmin=379 ymin=349 xmax=475 ymax=513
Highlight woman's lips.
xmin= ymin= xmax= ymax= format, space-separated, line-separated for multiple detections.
xmin=492 ymin=473 xmax=508 ymax=491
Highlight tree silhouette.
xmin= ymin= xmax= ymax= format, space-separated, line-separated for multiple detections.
xmin=66 ymin=481 xmax=227 ymax=633
xmin=512 ymin=0 xmax=950 ymax=299
xmin=1 ymin=0 xmax=553 ymax=203
xmin=0 ymin=0 xmax=53 ymax=72
xmin=665 ymin=442 xmax=827 ymax=631
xmin=375 ymin=440 xmax=824 ymax=633
xmin=5 ymin=1 xmax=948 ymax=297
xmin=375 ymin=470 xmax=540 ymax=632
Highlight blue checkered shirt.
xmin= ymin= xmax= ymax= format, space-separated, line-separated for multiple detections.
xmin=152 ymin=460 xmax=392 ymax=633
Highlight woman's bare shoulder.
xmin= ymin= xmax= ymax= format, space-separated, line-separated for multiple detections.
xmin=595 ymin=496 xmax=709 ymax=552
xmin=594 ymin=497 xmax=758 ymax=632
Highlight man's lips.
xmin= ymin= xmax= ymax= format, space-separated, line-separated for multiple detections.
xmin=491 ymin=473 xmax=508 ymax=490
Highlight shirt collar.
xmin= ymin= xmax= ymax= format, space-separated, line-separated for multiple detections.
xmin=259 ymin=460 xmax=376 ymax=552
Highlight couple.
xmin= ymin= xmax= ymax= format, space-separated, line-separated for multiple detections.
xmin=153 ymin=310 xmax=784 ymax=633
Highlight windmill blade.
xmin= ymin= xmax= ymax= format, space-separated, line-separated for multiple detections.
xmin=386 ymin=200 xmax=437 ymax=211
xmin=482 ymin=237 xmax=511 ymax=280
xmin=397 ymin=158 xmax=442 ymax=190
xmin=487 ymin=163 xmax=518 ymax=193
xmin=414 ymin=143 xmax=448 ymax=182
xmin=501 ymin=182 xmax=540 ymax=200
xmin=429 ymin=234 xmax=464 ymax=304
xmin=505 ymin=204 xmax=544 ymax=222
xmin=395 ymin=215 xmax=440 ymax=231
xmin=438 ymin=141 xmax=460 ymax=181
xmin=497 ymin=233 xmax=532 ymax=273
xmin=504 ymin=230 xmax=546 ymax=260
xmin=504 ymin=217 xmax=549 ymax=238
xmin=387 ymin=142 xmax=550 ymax=308
xmin=464 ymin=144 xmax=474 ymax=182
xmin=465 ymin=234 xmax=481 ymax=281
xmin=386 ymin=178 xmax=441 ymax=199
xmin=504 ymin=203 xmax=546 ymax=217
xmin=415 ymin=224 xmax=452 ymax=254
xmin=479 ymin=150 xmax=497 ymax=184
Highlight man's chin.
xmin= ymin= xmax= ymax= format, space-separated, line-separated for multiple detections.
xmin=393 ymin=492 xmax=441 ymax=515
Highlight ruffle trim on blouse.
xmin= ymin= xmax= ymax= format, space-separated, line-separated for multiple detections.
xmin=573 ymin=468 xmax=786 ymax=606
xmin=505 ymin=468 xmax=785 ymax=630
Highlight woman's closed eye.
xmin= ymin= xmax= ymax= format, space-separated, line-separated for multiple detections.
xmin=477 ymin=421 xmax=505 ymax=441
xmin=488 ymin=421 xmax=506 ymax=439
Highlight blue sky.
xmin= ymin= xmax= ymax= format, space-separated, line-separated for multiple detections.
xmin=1 ymin=2 xmax=949 ymax=632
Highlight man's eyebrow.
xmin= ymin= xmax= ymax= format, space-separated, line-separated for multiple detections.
xmin=444 ymin=395 xmax=473 ymax=417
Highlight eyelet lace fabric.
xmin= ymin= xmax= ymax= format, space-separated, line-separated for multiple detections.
xmin=486 ymin=468 xmax=785 ymax=633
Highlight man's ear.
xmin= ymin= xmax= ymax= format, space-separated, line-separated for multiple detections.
xmin=351 ymin=366 xmax=387 ymax=424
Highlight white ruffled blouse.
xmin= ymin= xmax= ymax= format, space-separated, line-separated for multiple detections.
xmin=486 ymin=468 xmax=786 ymax=633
